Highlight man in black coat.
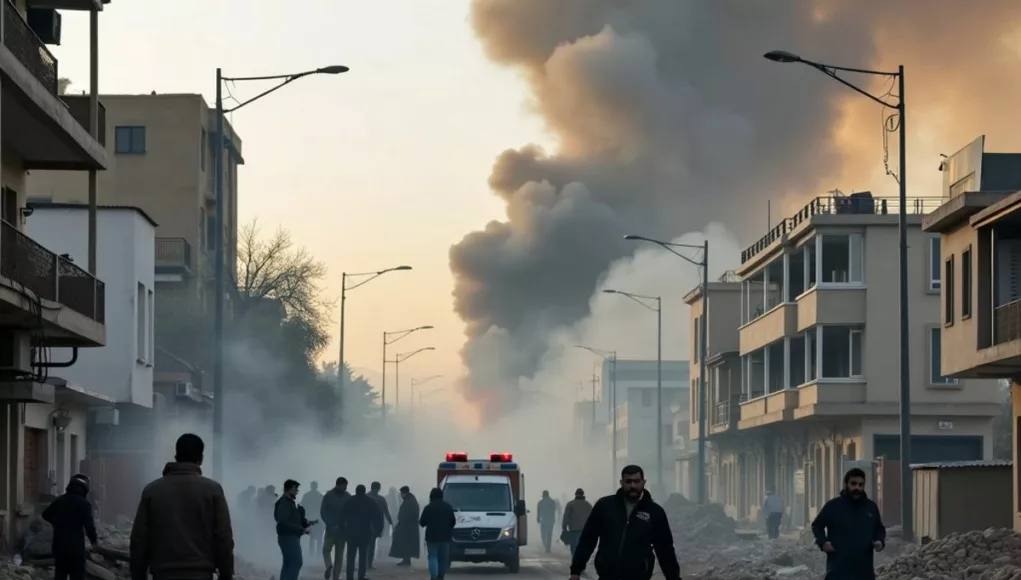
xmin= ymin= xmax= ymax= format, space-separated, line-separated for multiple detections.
xmin=569 ymin=465 xmax=680 ymax=580
xmin=339 ymin=484 xmax=383 ymax=580
xmin=419 ymin=487 xmax=456 ymax=580
xmin=42 ymin=474 xmax=99 ymax=580
xmin=811 ymin=467 xmax=887 ymax=580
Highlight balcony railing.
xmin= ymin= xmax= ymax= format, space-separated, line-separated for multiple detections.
xmin=0 ymin=219 xmax=105 ymax=323
xmin=61 ymin=96 xmax=107 ymax=146
xmin=3 ymin=0 xmax=58 ymax=96
xmin=155 ymin=238 xmax=193 ymax=272
xmin=741 ymin=194 xmax=947 ymax=263
xmin=994 ymin=299 xmax=1021 ymax=345
xmin=710 ymin=394 xmax=746 ymax=427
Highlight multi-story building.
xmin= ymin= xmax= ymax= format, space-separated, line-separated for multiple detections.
xmin=0 ymin=0 xmax=109 ymax=536
xmin=688 ymin=191 xmax=1001 ymax=526
xmin=922 ymin=135 xmax=1021 ymax=531
xmin=27 ymin=203 xmax=157 ymax=520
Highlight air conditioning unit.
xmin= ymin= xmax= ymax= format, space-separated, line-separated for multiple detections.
xmin=27 ymin=8 xmax=61 ymax=45
xmin=175 ymin=381 xmax=193 ymax=397
xmin=0 ymin=331 xmax=32 ymax=379
xmin=91 ymin=407 xmax=119 ymax=426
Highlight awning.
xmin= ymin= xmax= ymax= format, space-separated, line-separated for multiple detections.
xmin=46 ymin=377 xmax=116 ymax=407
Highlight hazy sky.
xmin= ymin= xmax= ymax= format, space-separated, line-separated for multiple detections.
xmin=52 ymin=0 xmax=550 ymax=401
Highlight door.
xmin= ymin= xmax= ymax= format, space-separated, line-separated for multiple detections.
xmin=23 ymin=427 xmax=49 ymax=505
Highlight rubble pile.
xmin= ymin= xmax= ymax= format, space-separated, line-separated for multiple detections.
xmin=878 ymin=528 xmax=1021 ymax=580
xmin=662 ymin=494 xmax=740 ymax=545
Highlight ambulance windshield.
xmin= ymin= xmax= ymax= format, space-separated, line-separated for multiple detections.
xmin=443 ymin=482 xmax=513 ymax=512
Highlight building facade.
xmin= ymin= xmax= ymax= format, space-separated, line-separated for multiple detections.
xmin=689 ymin=191 xmax=1001 ymax=527
xmin=922 ymin=135 xmax=1021 ymax=532
xmin=0 ymin=0 xmax=110 ymax=538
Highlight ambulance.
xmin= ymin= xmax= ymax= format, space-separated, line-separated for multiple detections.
xmin=437 ymin=452 xmax=528 ymax=572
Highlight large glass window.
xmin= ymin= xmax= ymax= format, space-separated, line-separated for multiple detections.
xmin=929 ymin=236 xmax=941 ymax=290
xmin=819 ymin=326 xmax=864 ymax=379
xmin=443 ymin=482 xmax=513 ymax=512
xmin=929 ymin=327 xmax=958 ymax=386
xmin=820 ymin=235 xmax=863 ymax=284
xmin=803 ymin=238 xmax=817 ymax=290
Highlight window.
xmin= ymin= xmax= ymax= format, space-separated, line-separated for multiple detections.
xmin=200 ymin=128 xmax=207 ymax=171
xmin=147 ymin=289 xmax=155 ymax=363
xmin=819 ymin=326 xmax=864 ymax=379
xmin=206 ymin=213 xmax=216 ymax=250
xmin=962 ymin=247 xmax=972 ymax=319
xmin=820 ymin=234 xmax=863 ymax=284
xmin=115 ymin=126 xmax=146 ymax=155
xmin=945 ymin=256 xmax=955 ymax=326
xmin=641 ymin=389 xmax=652 ymax=407
xmin=693 ymin=316 xmax=701 ymax=362
xmin=442 ymin=482 xmax=512 ymax=512
xmin=136 ymin=282 xmax=146 ymax=362
xmin=804 ymin=237 xmax=817 ymax=289
xmin=929 ymin=236 xmax=941 ymax=290
xmin=929 ymin=327 xmax=958 ymax=386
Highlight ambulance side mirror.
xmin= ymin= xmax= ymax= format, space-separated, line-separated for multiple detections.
xmin=514 ymin=499 xmax=526 ymax=517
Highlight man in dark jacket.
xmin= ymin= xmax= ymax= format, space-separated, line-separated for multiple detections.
xmin=811 ymin=468 xmax=887 ymax=580
xmin=321 ymin=477 xmax=351 ymax=580
xmin=562 ymin=488 xmax=593 ymax=557
xmin=276 ymin=480 xmax=313 ymax=580
xmin=419 ymin=487 xmax=456 ymax=580
xmin=367 ymin=481 xmax=393 ymax=569
xmin=339 ymin=484 xmax=383 ymax=580
xmin=130 ymin=433 xmax=234 ymax=580
xmin=302 ymin=481 xmax=325 ymax=558
xmin=537 ymin=490 xmax=558 ymax=553
xmin=42 ymin=474 xmax=98 ymax=580
xmin=569 ymin=465 xmax=681 ymax=580
xmin=389 ymin=486 xmax=420 ymax=565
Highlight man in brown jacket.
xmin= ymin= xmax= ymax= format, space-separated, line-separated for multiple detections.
xmin=561 ymin=488 xmax=593 ymax=557
xmin=130 ymin=434 xmax=234 ymax=580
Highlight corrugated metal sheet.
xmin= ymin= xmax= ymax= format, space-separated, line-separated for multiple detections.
xmin=911 ymin=459 xmax=1012 ymax=470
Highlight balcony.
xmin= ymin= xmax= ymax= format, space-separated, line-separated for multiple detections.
xmin=994 ymin=299 xmax=1021 ymax=345
xmin=740 ymin=303 xmax=797 ymax=355
xmin=793 ymin=380 xmax=867 ymax=419
xmin=738 ymin=389 xmax=798 ymax=429
xmin=710 ymin=394 xmax=744 ymax=434
xmin=796 ymin=286 xmax=866 ymax=332
xmin=155 ymin=238 xmax=193 ymax=281
xmin=4 ymin=0 xmax=57 ymax=95
xmin=0 ymin=219 xmax=105 ymax=346
xmin=61 ymin=95 xmax=107 ymax=147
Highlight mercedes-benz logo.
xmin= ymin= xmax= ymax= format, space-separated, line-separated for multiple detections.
xmin=470 ymin=528 xmax=482 ymax=540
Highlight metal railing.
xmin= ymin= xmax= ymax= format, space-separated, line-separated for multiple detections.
xmin=0 ymin=219 xmax=105 ymax=323
xmin=155 ymin=238 xmax=193 ymax=270
xmin=994 ymin=299 xmax=1021 ymax=345
xmin=741 ymin=195 xmax=947 ymax=263
xmin=710 ymin=394 xmax=746 ymax=427
xmin=62 ymin=96 xmax=107 ymax=146
xmin=3 ymin=0 xmax=58 ymax=96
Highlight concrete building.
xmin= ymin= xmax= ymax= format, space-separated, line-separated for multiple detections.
xmin=921 ymin=135 xmax=1021 ymax=532
xmin=0 ymin=0 xmax=110 ymax=538
xmin=688 ymin=191 xmax=1001 ymax=527
xmin=598 ymin=359 xmax=688 ymax=423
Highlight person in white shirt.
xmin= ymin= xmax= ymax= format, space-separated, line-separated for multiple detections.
xmin=762 ymin=490 xmax=784 ymax=539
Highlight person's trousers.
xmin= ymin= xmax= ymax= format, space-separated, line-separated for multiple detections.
xmin=54 ymin=555 xmax=86 ymax=580
xmin=345 ymin=538 xmax=369 ymax=580
xmin=564 ymin=530 xmax=582 ymax=557
xmin=766 ymin=513 xmax=782 ymax=539
xmin=278 ymin=534 xmax=303 ymax=580
xmin=368 ymin=536 xmax=384 ymax=568
xmin=426 ymin=541 xmax=451 ymax=579
xmin=540 ymin=523 xmax=554 ymax=551
xmin=308 ymin=524 xmax=324 ymax=556
xmin=323 ymin=530 xmax=346 ymax=580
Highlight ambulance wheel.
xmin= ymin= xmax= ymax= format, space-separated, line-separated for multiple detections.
xmin=506 ymin=551 xmax=520 ymax=573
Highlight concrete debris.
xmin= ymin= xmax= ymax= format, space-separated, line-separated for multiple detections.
xmin=877 ymin=528 xmax=1021 ymax=580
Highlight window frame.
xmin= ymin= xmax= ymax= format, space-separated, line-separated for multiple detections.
xmin=928 ymin=326 xmax=959 ymax=387
xmin=849 ymin=328 xmax=863 ymax=378
xmin=961 ymin=246 xmax=973 ymax=320
xmin=944 ymin=255 xmax=955 ymax=327
xmin=136 ymin=282 xmax=146 ymax=364
xmin=928 ymin=236 xmax=941 ymax=291
xmin=115 ymin=126 xmax=146 ymax=155
xmin=818 ymin=234 xmax=865 ymax=286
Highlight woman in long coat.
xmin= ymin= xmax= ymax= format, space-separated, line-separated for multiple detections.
xmin=389 ymin=486 xmax=421 ymax=565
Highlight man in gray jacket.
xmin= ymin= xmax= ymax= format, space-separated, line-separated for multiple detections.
xmin=561 ymin=488 xmax=592 ymax=556
xmin=320 ymin=477 xmax=351 ymax=580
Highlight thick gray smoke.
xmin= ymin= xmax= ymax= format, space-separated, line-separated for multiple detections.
xmin=450 ymin=0 xmax=1021 ymax=413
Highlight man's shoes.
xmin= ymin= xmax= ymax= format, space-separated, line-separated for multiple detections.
xmin=397 ymin=560 xmax=411 ymax=567
xmin=324 ymin=566 xmax=332 ymax=580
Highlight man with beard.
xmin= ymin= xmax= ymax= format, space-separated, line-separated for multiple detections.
xmin=42 ymin=474 xmax=98 ymax=580
xmin=275 ymin=480 xmax=314 ymax=580
xmin=367 ymin=482 xmax=393 ymax=569
xmin=811 ymin=468 xmax=887 ymax=580
xmin=569 ymin=465 xmax=680 ymax=580
xmin=339 ymin=484 xmax=383 ymax=580
xmin=388 ymin=486 xmax=420 ymax=566
xmin=302 ymin=481 xmax=325 ymax=557
xmin=321 ymin=477 xmax=351 ymax=580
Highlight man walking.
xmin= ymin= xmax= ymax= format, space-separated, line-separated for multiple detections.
xmin=339 ymin=484 xmax=383 ymax=580
xmin=303 ymin=481 xmax=325 ymax=557
xmin=537 ymin=490 xmax=557 ymax=553
xmin=811 ymin=468 xmax=887 ymax=580
xmin=367 ymin=481 xmax=393 ymax=569
xmin=129 ymin=434 xmax=235 ymax=580
xmin=561 ymin=488 xmax=592 ymax=557
xmin=321 ymin=477 xmax=351 ymax=580
xmin=763 ymin=490 xmax=784 ymax=539
xmin=419 ymin=487 xmax=456 ymax=580
xmin=276 ymin=480 xmax=314 ymax=580
xmin=42 ymin=474 xmax=98 ymax=580
xmin=569 ymin=465 xmax=680 ymax=580
xmin=389 ymin=486 xmax=420 ymax=566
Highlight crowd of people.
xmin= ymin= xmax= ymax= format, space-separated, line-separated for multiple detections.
xmin=34 ymin=432 xmax=891 ymax=580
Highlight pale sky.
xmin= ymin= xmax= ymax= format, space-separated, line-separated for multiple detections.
xmin=51 ymin=0 xmax=552 ymax=398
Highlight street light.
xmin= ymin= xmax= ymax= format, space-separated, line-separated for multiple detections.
xmin=624 ymin=234 xmax=709 ymax=504
xmin=212 ymin=64 xmax=348 ymax=481
xmin=763 ymin=50 xmax=911 ymax=540
xmin=410 ymin=375 xmax=443 ymax=421
xmin=386 ymin=347 xmax=436 ymax=415
xmin=382 ymin=326 xmax=434 ymax=426
xmin=603 ymin=289 xmax=664 ymax=492
xmin=576 ymin=345 xmax=618 ymax=483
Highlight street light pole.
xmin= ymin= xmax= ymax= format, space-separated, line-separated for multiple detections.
xmin=386 ymin=347 xmax=436 ymax=416
xmin=623 ymin=235 xmax=710 ymax=503
xmin=381 ymin=326 xmax=434 ymax=426
xmin=212 ymin=64 xmax=348 ymax=481
xmin=602 ymin=289 xmax=664 ymax=491
xmin=409 ymin=375 xmax=442 ymax=423
xmin=763 ymin=50 xmax=910 ymax=540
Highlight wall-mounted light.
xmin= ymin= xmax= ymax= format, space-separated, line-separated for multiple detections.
xmin=52 ymin=409 xmax=72 ymax=432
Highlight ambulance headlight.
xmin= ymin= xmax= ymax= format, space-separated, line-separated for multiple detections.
xmin=501 ymin=524 xmax=515 ymax=538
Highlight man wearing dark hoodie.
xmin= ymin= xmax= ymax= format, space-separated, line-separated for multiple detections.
xmin=42 ymin=474 xmax=98 ymax=580
xmin=569 ymin=465 xmax=680 ymax=580
xmin=418 ymin=487 xmax=455 ymax=580
xmin=811 ymin=467 xmax=887 ymax=580
xmin=321 ymin=477 xmax=351 ymax=580
xmin=275 ymin=479 xmax=314 ymax=580
xmin=339 ymin=484 xmax=383 ymax=580
xmin=130 ymin=433 xmax=234 ymax=580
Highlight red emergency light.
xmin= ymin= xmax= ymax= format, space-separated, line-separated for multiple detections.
xmin=446 ymin=452 xmax=469 ymax=462
xmin=489 ymin=453 xmax=513 ymax=463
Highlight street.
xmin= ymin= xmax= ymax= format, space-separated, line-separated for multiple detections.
xmin=298 ymin=545 xmax=571 ymax=580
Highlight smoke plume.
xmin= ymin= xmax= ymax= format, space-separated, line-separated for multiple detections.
xmin=450 ymin=0 xmax=1021 ymax=413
